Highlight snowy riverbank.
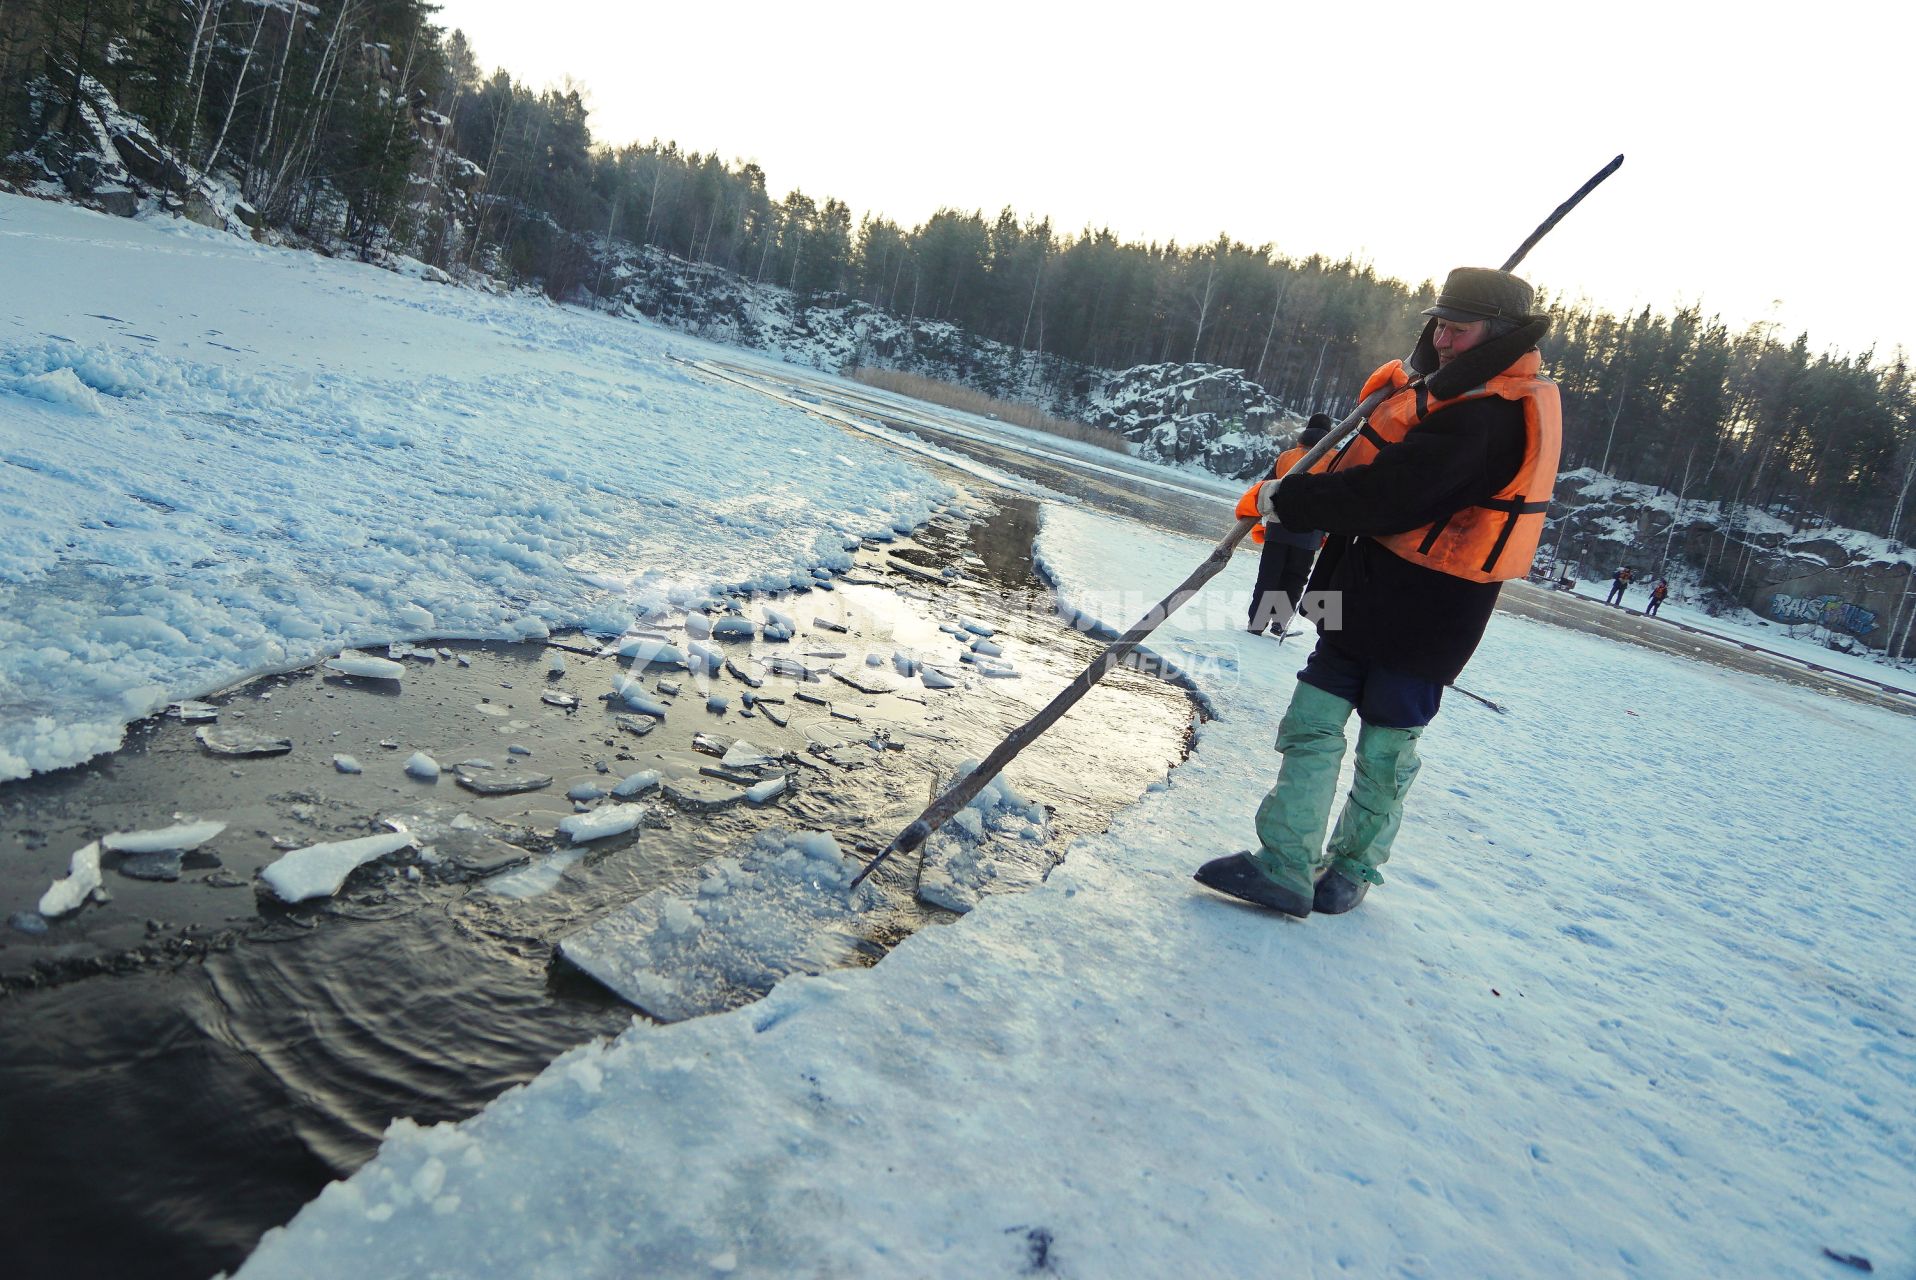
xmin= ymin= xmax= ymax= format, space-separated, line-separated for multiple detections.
xmin=6 ymin=194 xmax=1910 ymax=1278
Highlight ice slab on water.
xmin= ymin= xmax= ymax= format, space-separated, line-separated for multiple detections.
xmin=916 ymin=761 xmax=1053 ymax=914
xmin=101 ymin=819 xmax=226 ymax=853
xmin=613 ymin=674 xmax=669 ymax=718
xmin=611 ymin=769 xmax=661 ymax=797
xmin=720 ymin=740 xmax=776 ymax=770
xmin=326 ymin=651 xmax=406 ymax=680
xmin=196 ymin=726 xmax=293 ymax=756
xmin=619 ymin=636 xmax=686 ymax=669
xmin=482 ymin=848 xmax=583 ymax=900
xmin=557 ymin=803 xmax=649 ymax=844
xmin=455 ymin=770 xmax=553 ymax=795
xmin=261 ymin=831 xmax=416 ymax=902
xmin=557 ymin=829 xmax=870 ymax=1021
xmin=39 ymin=841 xmax=103 ymax=917
xmin=383 ymin=805 xmax=528 ymax=876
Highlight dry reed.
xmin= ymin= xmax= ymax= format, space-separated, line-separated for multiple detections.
xmin=845 ymin=367 xmax=1129 ymax=454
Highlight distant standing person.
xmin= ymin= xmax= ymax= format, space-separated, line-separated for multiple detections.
xmin=1645 ymin=578 xmax=1669 ymax=616
xmin=1196 ymin=266 xmax=1561 ymax=917
xmin=1604 ymin=565 xmax=1633 ymax=607
xmin=1245 ymin=413 xmax=1332 ymax=634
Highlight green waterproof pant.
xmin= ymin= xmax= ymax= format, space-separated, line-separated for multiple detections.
xmin=1251 ymin=680 xmax=1425 ymax=895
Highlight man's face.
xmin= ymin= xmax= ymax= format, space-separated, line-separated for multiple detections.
xmin=1431 ymin=317 xmax=1491 ymax=367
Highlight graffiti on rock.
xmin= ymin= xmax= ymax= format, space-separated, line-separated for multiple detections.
xmin=1768 ymin=593 xmax=1879 ymax=635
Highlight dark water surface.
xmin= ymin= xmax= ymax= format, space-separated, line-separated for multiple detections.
xmin=0 ymin=499 xmax=1197 ymax=1280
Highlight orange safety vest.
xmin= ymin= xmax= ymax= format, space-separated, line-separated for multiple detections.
xmin=1235 ymin=443 xmax=1332 ymax=544
xmin=1327 ymin=351 xmax=1562 ymax=583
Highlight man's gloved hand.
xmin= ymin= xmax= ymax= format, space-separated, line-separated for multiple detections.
xmin=1254 ymin=479 xmax=1281 ymax=518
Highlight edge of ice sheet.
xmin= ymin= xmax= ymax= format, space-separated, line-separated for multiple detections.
xmin=556 ymin=829 xmax=870 ymax=1021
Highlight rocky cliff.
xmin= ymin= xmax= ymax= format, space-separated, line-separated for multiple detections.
xmin=1543 ymin=469 xmax=1916 ymax=654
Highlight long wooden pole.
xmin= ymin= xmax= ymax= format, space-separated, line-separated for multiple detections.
xmin=848 ymin=155 xmax=1625 ymax=891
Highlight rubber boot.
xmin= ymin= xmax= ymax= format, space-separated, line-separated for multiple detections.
xmin=1250 ymin=680 xmax=1355 ymax=900
xmin=1319 ymin=719 xmax=1424 ymax=906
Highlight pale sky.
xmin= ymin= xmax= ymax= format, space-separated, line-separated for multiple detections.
xmin=431 ymin=0 xmax=1912 ymax=362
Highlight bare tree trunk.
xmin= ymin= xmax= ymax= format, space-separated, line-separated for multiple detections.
xmin=641 ymin=160 xmax=664 ymax=246
xmin=260 ymin=0 xmax=347 ymax=213
xmin=59 ymin=0 xmax=95 ymax=138
xmin=1189 ymin=252 xmax=1217 ymax=363
xmin=1600 ymin=369 xmax=1629 ymax=475
xmin=1658 ymin=445 xmax=1696 ymax=576
xmin=196 ymin=0 xmax=268 ymax=183
xmin=1253 ymin=276 xmax=1291 ymax=385
xmin=1303 ymin=338 xmax=1330 ymax=412
xmin=245 ymin=4 xmax=300 ymax=203
xmin=591 ymin=193 xmax=621 ymax=303
xmin=1886 ymin=450 xmax=1916 ymax=546
xmin=1018 ymin=250 xmax=1045 ymax=353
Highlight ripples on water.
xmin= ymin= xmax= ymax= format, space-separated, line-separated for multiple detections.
xmin=0 ymin=500 xmax=1197 ymax=1278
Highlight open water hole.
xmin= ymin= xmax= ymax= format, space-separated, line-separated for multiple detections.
xmin=0 ymin=497 xmax=1198 ymax=1280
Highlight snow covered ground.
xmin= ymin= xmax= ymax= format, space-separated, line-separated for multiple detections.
xmin=7 ymin=196 xmax=1911 ymax=1277
xmin=0 ymin=194 xmax=947 ymax=780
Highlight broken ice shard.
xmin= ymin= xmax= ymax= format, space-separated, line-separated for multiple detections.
xmin=39 ymin=842 xmax=103 ymax=917
xmin=196 ymin=726 xmax=293 ymax=756
xmin=556 ymin=829 xmax=868 ymax=1021
xmin=101 ymin=819 xmax=225 ymax=853
xmin=745 ymin=775 xmax=788 ymax=804
xmin=325 ymin=651 xmax=406 ymax=680
xmin=720 ymin=740 xmax=775 ymax=769
xmin=541 ymin=691 xmax=580 ymax=709
xmin=557 ymin=803 xmax=648 ymax=843
xmin=405 ymin=751 xmax=441 ymax=780
xmin=166 ymin=700 xmax=219 ymax=722
xmin=261 ymin=831 xmax=416 ymax=902
xmin=334 ymin=754 xmax=363 ymax=773
xmin=710 ymin=615 xmax=755 ymax=640
xmin=455 ymin=771 xmax=553 ymax=796
xmin=612 ymin=769 xmax=661 ymax=797
xmin=619 ymin=636 xmax=686 ymax=668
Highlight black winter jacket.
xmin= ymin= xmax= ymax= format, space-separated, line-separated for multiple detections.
xmin=1270 ymin=320 xmax=1547 ymax=684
